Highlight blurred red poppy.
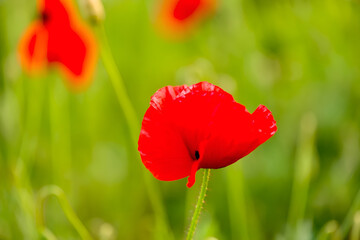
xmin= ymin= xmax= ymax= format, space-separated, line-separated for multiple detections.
xmin=18 ymin=0 xmax=97 ymax=89
xmin=138 ymin=82 xmax=277 ymax=188
xmin=156 ymin=0 xmax=216 ymax=37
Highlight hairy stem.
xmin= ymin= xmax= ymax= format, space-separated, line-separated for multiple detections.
xmin=186 ymin=169 xmax=211 ymax=240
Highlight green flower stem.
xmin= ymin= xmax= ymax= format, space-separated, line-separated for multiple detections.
xmin=95 ymin=25 xmax=139 ymax=145
xmin=94 ymin=25 xmax=173 ymax=239
xmin=36 ymin=185 xmax=93 ymax=240
xmin=186 ymin=169 xmax=211 ymax=240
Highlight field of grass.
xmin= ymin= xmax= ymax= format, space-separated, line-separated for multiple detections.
xmin=0 ymin=0 xmax=360 ymax=239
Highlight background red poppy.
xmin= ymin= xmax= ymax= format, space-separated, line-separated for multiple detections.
xmin=156 ymin=0 xmax=216 ymax=37
xmin=1 ymin=0 xmax=359 ymax=239
xmin=18 ymin=0 xmax=98 ymax=90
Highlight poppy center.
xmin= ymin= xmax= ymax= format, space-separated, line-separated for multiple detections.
xmin=195 ymin=150 xmax=200 ymax=160
xmin=41 ymin=11 xmax=50 ymax=24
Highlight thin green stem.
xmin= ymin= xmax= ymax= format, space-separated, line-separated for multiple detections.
xmin=94 ymin=24 xmax=173 ymax=239
xmin=186 ymin=169 xmax=211 ymax=240
xmin=95 ymin=25 xmax=139 ymax=145
xmin=36 ymin=185 xmax=93 ymax=240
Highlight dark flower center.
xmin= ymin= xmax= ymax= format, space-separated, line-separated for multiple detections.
xmin=41 ymin=11 xmax=50 ymax=23
xmin=195 ymin=150 xmax=200 ymax=160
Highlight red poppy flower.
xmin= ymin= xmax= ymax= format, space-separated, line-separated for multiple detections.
xmin=156 ymin=0 xmax=216 ymax=37
xmin=138 ymin=82 xmax=277 ymax=188
xmin=18 ymin=0 xmax=97 ymax=89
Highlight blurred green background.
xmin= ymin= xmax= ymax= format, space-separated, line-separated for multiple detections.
xmin=1 ymin=0 xmax=360 ymax=239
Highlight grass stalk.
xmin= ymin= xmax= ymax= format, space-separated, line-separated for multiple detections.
xmin=36 ymin=185 xmax=93 ymax=240
xmin=94 ymin=24 xmax=173 ymax=239
xmin=287 ymin=113 xmax=317 ymax=239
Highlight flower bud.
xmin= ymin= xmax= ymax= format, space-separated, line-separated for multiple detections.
xmin=80 ymin=0 xmax=105 ymax=24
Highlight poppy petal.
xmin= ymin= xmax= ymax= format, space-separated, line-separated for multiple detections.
xmin=187 ymin=160 xmax=200 ymax=188
xmin=252 ymin=104 xmax=278 ymax=145
xmin=18 ymin=22 xmax=48 ymax=75
xmin=199 ymin=104 xmax=276 ymax=169
xmin=139 ymin=107 xmax=195 ymax=181
xmin=44 ymin=0 xmax=98 ymax=88
xmin=42 ymin=0 xmax=71 ymax=26
xmin=157 ymin=0 xmax=216 ymax=37
xmin=139 ymin=85 xmax=195 ymax=181
xmin=138 ymin=82 xmax=277 ymax=187
xmin=46 ymin=26 xmax=97 ymax=88
xmin=173 ymin=0 xmax=201 ymax=21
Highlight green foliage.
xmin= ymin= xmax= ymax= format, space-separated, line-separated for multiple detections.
xmin=0 ymin=0 xmax=360 ymax=239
